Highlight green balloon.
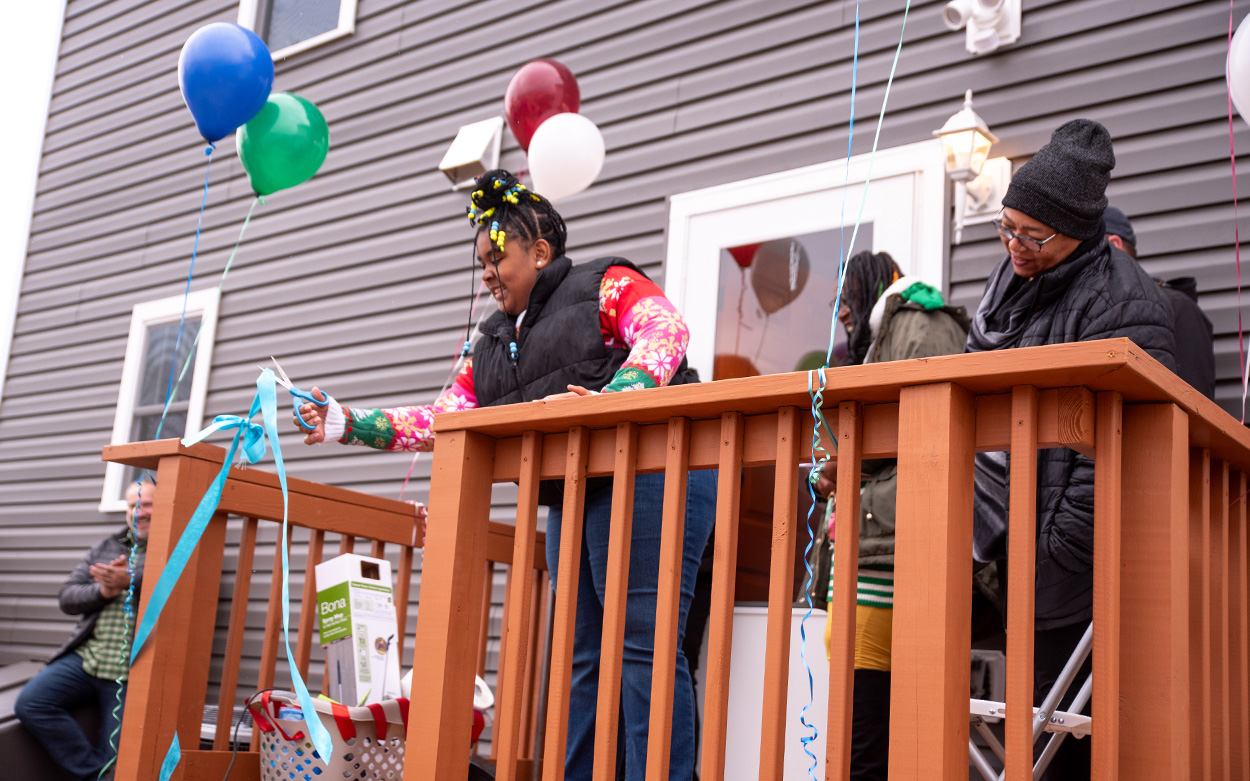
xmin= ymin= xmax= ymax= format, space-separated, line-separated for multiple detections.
xmin=237 ymin=92 xmax=329 ymax=196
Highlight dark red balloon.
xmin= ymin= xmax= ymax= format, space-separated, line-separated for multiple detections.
xmin=727 ymin=243 xmax=762 ymax=269
xmin=504 ymin=59 xmax=580 ymax=152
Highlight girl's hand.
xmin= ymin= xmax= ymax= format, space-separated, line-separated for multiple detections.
xmin=293 ymin=386 xmax=328 ymax=445
xmin=406 ymin=500 xmax=428 ymax=542
xmin=540 ymin=384 xmax=597 ymax=401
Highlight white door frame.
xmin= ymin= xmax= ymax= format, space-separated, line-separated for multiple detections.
xmin=663 ymin=139 xmax=949 ymax=381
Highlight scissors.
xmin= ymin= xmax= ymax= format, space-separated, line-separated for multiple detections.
xmin=261 ymin=356 xmax=327 ymax=431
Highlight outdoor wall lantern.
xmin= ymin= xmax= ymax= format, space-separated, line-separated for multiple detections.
xmin=934 ymin=90 xmax=1008 ymax=245
xmin=942 ymin=0 xmax=1021 ymax=56
xmin=439 ymin=116 xmax=504 ymax=190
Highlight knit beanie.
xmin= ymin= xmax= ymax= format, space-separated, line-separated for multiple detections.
xmin=1102 ymin=206 xmax=1136 ymax=247
xmin=1001 ymin=119 xmax=1115 ymax=240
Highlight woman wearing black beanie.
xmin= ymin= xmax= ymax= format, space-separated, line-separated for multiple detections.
xmin=966 ymin=119 xmax=1177 ymax=780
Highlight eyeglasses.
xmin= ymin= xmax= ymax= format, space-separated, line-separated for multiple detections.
xmin=991 ymin=212 xmax=1060 ymax=253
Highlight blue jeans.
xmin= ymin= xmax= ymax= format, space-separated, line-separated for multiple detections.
xmin=15 ymin=652 xmax=125 ymax=780
xmin=546 ymin=469 xmax=717 ymax=781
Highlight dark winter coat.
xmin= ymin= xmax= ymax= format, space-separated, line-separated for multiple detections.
xmin=1158 ymin=277 xmax=1215 ymax=400
xmin=50 ymin=529 xmax=145 ymax=663
xmin=473 ymin=255 xmax=698 ymax=504
xmin=967 ymin=238 xmax=1177 ymax=630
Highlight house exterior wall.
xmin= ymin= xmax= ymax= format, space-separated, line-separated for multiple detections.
xmin=0 ymin=0 xmax=1243 ymax=698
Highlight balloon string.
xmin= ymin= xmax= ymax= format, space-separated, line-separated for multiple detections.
xmin=798 ymin=367 xmax=834 ymax=781
xmin=735 ymin=267 xmax=746 ymax=355
xmin=754 ymin=314 xmax=771 ymax=362
xmin=159 ymin=195 xmax=264 ymax=432
xmin=828 ymin=3 xmax=860 ymax=369
xmin=397 ymin=282 xmax=490 ymax=501
xmin=829 ymin=0 xmax=911 ymax=365
xmin=841 ymin=0 xmax=912 ymax=297
xmin=1231 ymin=0 xmax=1247 ymax=422
xmin=154 ymin=145 xmax=215 ymax=440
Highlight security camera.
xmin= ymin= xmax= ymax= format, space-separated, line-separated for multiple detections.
xmin=943 ymin=0 xmax=1018 ymax=55
xmin=943 ymin=0 xmax=1005 ymax=31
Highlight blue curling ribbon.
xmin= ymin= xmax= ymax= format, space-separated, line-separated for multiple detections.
xmin=796 ymin=368 xmax=835 ymax=781
xmin=158 ymin=732 xmax=181 ymax=781
xmin=130 ymin=404 xmax=265 ymax=664
xmin=132 ymin=369 xmax=333 ymax=764
xmin=256 ymin=368 xmax=335 ymax=762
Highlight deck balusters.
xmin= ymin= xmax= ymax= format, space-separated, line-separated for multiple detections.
xmin=699 ymin=412 xmax=744 ymax=781
xmin=759 ymin=407 xmax=801 ymax=781
xmin=1005 ymin=386 xmax=1039 ymax=780
xmin=644 ymin=417 xmax=692 ymax=781
xmin=825 ymin=401 xmax=862 ymax=781
xmin=214 ymin=516 xmax=258 ymax=749
xmin=543 ymin=426 xmax=589 ymax=781
xmin=1092 ymin=391 xmax=1123 ymax=779
xmin=593 ymin=422 xmax=639 ymax=781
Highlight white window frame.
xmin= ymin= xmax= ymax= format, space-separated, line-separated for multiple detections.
xmin=99 ymin=288 xmax=220 ymax=513
xmin=238 ymin=0 xmax=358 ymax=61
xmin=663 ymin=139 xmax=949 ymax=382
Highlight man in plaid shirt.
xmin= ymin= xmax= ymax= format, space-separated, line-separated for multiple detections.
xmin=15 ymin=481 xmax=152 ymax=780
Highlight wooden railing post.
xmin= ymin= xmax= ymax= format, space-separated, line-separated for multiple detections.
xmin=115 ymin=453 xmax=224 ymax=780
xmin=1210 ymin=459 xmax=1230 ymax=780
xmin=645 ymin=417 xmax=692 ymax=781
xmin=699 ymin=412 xmax=744 ymax=781
xmin=1232 ymin=470 xmax=1249 ymax=780
xmin=1005 ymin=386 xmax=1039 ymax=781
xmin=543 ymin=426 xmax=589 ymax=780
xmin=889 ymin=382 xmax=974 ymax=781
xmin=759 ymin=406 xmax=801 ymax=781
xmin=594 ymin=422 xmax=638 ymax=781
xmin=1092 ymin=391 xmax=1122 ymax=779
xmin=496 ymin=431 xmax=542 ymax=781
xmin=826 ymin=401 xmax=862 ymax=781
xmin=406 ymin=430 xmax=496 ymax=781
xmin=1120 ymin=404 xmax=1190 ymax=779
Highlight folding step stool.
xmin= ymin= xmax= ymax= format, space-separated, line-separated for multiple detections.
xmin=968 ymin=623 xmax=1093 ymax=780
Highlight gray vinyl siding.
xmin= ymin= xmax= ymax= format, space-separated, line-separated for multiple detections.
xmin=0 ymin=0 xmax=1244 ymax=718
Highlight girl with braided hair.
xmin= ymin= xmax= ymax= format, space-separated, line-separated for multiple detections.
xmin=294 ymin=170 xmax=716 ymax=780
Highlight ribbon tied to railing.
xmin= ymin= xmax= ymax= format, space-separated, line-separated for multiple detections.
xmin=130 ymin=368 xmax=334 ymax=764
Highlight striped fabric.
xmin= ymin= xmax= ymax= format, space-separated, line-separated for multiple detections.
xmin=828 ymin=557 xmax=895 ymax=609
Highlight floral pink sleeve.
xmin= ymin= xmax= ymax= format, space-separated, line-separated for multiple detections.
xmin=598 ymin=267 xmax=691 ymax=392
xmin=337 ymin=359 xmax=479 ymax=451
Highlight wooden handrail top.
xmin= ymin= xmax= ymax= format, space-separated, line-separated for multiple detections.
xmin=102 ymin=438 xmax=404 ymax=514
xmin=101 ymin=438 xmax=548 ymax=567
xmin=434 ymin=339 xmax=1250 ymax=469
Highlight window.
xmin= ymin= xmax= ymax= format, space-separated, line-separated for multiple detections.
xmin=239 ymin=0 xmax=359 ymax=59
xmin=100 ymin=289 xmax=220 ymax=512
xmin=663 ymin=139 xmax=949 ymax=382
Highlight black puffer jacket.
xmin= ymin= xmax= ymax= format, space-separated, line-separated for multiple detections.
xmin=966 ymin=238 xmax=1177 ymax=629
xmin=474 ymin=255 xmax=698 ymax=504
xmin=51 ymin=528 xmax=145 ymax=663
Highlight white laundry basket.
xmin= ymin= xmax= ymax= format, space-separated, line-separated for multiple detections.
xmin=250 ymin=690 xmax=409 ymax=781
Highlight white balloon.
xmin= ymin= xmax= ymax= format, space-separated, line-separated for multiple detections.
xmin=527 ymin=112 xmax=605 ymax=203
xmin=1228 ymin=14 xmax=1250 ymax=122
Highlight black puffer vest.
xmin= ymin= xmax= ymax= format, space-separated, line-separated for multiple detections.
xmin=473 ymin=255 xmax=699 ymax=504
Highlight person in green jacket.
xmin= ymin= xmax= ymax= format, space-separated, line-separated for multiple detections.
xmin=813 ymin=250 xmax=969 ymax=781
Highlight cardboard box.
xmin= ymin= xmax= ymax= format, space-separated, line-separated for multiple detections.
xmin=315 ymin=554 xmax=401 ymax=706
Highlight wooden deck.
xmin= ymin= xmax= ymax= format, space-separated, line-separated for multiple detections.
xmin=105 ymin=339 xmax=1250 ymax=780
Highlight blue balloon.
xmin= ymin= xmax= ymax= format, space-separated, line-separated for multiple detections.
xmin=178 ymin=23 xmax=274 ymax=143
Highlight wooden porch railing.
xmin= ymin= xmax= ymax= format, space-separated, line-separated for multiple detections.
xmin=407 ymin=339 xmax=1249 ymax=781
xmin=101 ymin=439 xmax=548 ymax=780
